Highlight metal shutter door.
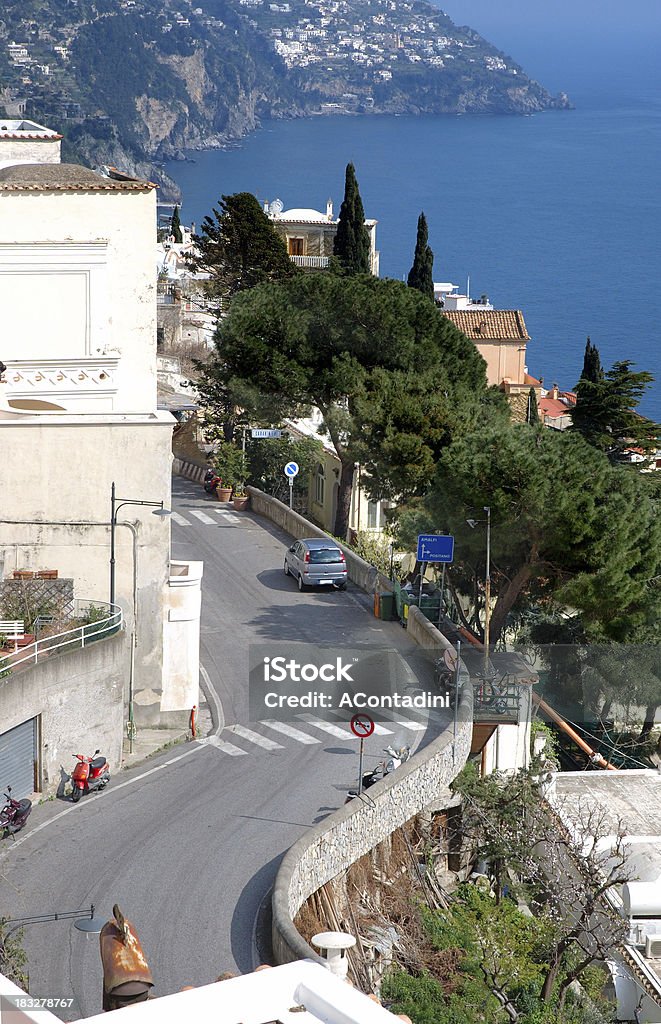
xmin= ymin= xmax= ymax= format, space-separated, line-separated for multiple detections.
xmin=0 ymin=718 xmax=37 ymax=798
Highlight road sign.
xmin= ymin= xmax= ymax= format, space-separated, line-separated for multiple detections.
xmin=350 ymin=713 xmax=375 ymax=739
xmin=251 ymin=429 xmax=282 ymax=439
xmin=417 ymin=534 xmax=454 ymax=564
xmin=443 ymin=648 xmax=458 ymax=672
xmin=284 ymin=461 xmax=299 ymax=478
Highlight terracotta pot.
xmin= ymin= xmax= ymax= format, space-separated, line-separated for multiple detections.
xmin=13 ymin=570 xmax=34 ymax=579
xmin=216 ymin=486 xmax=232 ymax=502
xmin=36 ymin=570 xmax=58 ymax=579
xmin=232 ymin=496 xmax=249 ymax=511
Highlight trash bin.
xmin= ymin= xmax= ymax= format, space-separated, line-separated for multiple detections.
xmin=378 ymin=592 xmax=395 ymax=621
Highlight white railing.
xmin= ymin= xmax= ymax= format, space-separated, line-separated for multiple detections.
xmin=288 ymin=255 xmax=330 ymax=269
xmin=0 ymin=600 xmax=123 ymax=675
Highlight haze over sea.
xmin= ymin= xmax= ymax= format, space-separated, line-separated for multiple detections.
xmin=164 ymin=1 xmax=661 ymax=418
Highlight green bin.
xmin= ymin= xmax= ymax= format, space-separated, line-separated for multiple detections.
xmin=378 ymin=592 xmax=395 ymax=621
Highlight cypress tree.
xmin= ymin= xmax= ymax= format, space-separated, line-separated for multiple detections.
xmin=580 ymin=336 xmax=603 ymax=384
xmin=333 ymin=163 xmax=371 ymax=275
xmin=170 ymin=204 xmax=183 ymax=244
xmin=527 ymin=387 xmax=539 ymax=425
xmin=407 ymin=212 xmax=434 ymax=301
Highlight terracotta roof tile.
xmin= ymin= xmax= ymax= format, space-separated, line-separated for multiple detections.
xmin=539 ymin=398 xmax=572 ymax=418
xmin=0 ymin=163 xmax=155 ymax=191
xmin=442 ymin=309 xmax=530 ymax=340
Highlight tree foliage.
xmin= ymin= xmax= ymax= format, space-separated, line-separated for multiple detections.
xmin=210 ymin=272 xmax=496 ymax=536
xmin=333 ymin=163 xmax=371 ymax=275
xmin=579 ymin=336 xmax=603 ymax=384
xmin=407 ymin=211 xmax=434 ymax=301
xmin=170 ymin=204 xmax=183 ymax=243
xmin=188 ymin=192 xmax=295 ymax=301
xmin=247 ymin=434 xmax=323 ymax=504
xmin=408 ymin=423 xmax=661 ymax=642
xmin=526 ymin=388 xmax=539 ymax=425
xmin=571 ymin=358 xmax=660 ymax=459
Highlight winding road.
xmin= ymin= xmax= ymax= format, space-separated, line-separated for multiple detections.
xmin=0 ymin=475 xmax=446 ymax=1019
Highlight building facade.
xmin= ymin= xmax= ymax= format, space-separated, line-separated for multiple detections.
xmin=266 ymin=198 xmax=380 ymax=275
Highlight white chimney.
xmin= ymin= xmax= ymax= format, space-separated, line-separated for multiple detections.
xmin=326 ymin=198 xmax=333 ymax=220
xmin=311 ymin=931 xmax=356 ymax=979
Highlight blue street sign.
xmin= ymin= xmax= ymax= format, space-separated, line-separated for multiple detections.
xmin=417 ymin=534 xmax=454 ymax=564
xmin=284 ymin=461 xmax=299 ymax=478
xmin=251 ymin=428 xmax=282 ymax=439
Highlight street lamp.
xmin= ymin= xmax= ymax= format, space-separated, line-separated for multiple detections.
xmin=110 ymin=482 xmax=171 ymax=609
xmin=0 ymin=905 xmax=106 ymax=960
xmin=466 ymin=506 xmax=491 ymax=678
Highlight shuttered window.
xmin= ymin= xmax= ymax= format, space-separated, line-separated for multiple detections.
xmin=0 ymin=718 xmax=37 ymax=798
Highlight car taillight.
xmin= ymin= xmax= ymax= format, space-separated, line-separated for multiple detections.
xmin=339 ymin=552 xmax=345 ymax=562
xmin=304 ymin=551 xmax=310 ymax=562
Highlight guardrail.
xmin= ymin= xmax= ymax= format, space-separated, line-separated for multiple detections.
xmin=0 ymin=600 xmax=123 ymax=674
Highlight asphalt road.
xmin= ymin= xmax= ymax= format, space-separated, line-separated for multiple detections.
xmin=0 ymin=476 xmax=447 ymax=1019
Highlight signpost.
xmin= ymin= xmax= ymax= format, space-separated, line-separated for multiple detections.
xmin=251 ymin=429 xmax=282 ymax=439
xmin=284 ymin=461 xmax=299 ymax=509
xmin=350 ymin=713 xmax=375 ymax=796
xmin=416 ymin=534 xmax=454 ymax=609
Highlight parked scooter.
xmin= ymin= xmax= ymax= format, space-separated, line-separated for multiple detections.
xmin=0 ymin=785 xmax=32 ymax=838
xmin=203 ymin=469 xmax=221 ymax=494
xmin=70 ymin=750 xmax=110 ymax=802
xmin=346 ymin=745 xmax=411 ymax=801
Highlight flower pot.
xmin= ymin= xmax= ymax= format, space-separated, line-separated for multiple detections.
xmin=36 ymin=569 xmax=58 ymax=579
xmin=13 ymin=570 xmax=34 ymax=579
xmin=216 ymin=486 xmax=232 ymax=502
xmin=232 ymin=496 xmax=249 ymax=511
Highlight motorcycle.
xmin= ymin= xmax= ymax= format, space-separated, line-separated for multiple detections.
xmin=70 ymin=750 xmax=110 ymax=802
xmin=203 ymin=469 xmax=221 ymax=494
xmin=0 ymin=785 xmax=32 ymax=838
xmin=346 ymin=745 xmax=411 ymax=801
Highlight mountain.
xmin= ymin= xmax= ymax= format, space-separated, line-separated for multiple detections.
xmin=0 ymin=0 xmax=571 ymax=196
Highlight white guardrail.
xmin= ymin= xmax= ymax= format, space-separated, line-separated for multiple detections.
xmin=0 ymin=600 xmax=123 ymax=674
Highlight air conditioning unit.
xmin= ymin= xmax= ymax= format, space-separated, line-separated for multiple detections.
xmin=645 ymin=934 xmax=661 ymax=958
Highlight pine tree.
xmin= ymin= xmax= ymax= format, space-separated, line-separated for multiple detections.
xmin=406 ymin=212 xmax=434 ymax=301
xmin=571 ymin=359 xmax=660 ymax=459
xmin=333 ymin=163 xmax=371 ymax=275
xmin=579 ymin=336 xmax=603 ymax=384
xmin=526 ymin=387 xmax=539 ymax=425
xmin=170 ymin=205 xmax=183 ymax=244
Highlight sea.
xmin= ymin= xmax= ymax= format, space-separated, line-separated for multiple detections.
xmin=163 ymin=37 xmax=661 ymax=420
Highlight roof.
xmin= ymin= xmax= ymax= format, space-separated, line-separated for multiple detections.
xmin=0 ymin=163 xmax=155 ymax=191
xmin=0 ymin=118 xmax=62 ymax=140
xmin=441 ymin=309 xmax=530 ymax=340
xmin=277 ymin=207 xmax=332 ymax=223
xmin=538 ymin=397 xmax=572 ymax=419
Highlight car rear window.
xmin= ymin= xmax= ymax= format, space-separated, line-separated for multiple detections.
xmin=309 ymin=548 xmax=343 ymax=564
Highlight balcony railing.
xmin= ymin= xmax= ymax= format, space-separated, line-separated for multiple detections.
xmin=289 ymin=255 xmax=330 ymax=269
xmin=471 ymin=672 xmax=523 ymax=724
xmin=0 ymin=600 xmax=123 ymax=675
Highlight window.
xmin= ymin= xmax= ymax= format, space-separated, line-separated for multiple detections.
xmin=288 ymin=237 xmax=304 ymax=255
xmin=367 ymin=500 xmax=379 ymax=530
xmin=315 ymin=463 xmax=325 ymax=505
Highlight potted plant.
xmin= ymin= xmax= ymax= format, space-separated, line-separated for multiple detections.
xmin=212 ymin=442 xmax=245 ymax=502
xmin=232 ymin=486 xmax=249 ymax=512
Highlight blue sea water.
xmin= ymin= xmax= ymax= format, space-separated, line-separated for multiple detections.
xmin=163 ymin=47 xmax=661 ymax=418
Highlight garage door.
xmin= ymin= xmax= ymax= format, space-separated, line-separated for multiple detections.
xmin=0 ymin=718 xmax=37 ymax=799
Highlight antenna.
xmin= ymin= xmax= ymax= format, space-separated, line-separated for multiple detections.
xmin=268 ymin=198 xmax=284 ymax=216
xmin=466 ymin=274 xmax=470 ymax=300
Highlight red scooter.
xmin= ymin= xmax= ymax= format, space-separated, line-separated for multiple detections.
xmin=70 ymin=750 xmax=110 ymax=802
xmin=0 ymin=785 xmax=32 ymax=838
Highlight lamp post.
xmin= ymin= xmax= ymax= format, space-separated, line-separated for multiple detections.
xmin=0 ymin=905 xmax=106 ymax=961
xmin=466 ymin=505 xmax=491 ymax=679
xmin=109 ymin=482 xmax=171 ymax=610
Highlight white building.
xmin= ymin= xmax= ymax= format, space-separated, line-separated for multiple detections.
xmin=265 ymin=198 xmax=380 ymax=275
xmin=0 ymin=125 xmax=202 ymax=793
xmin=0 ymin=119 xmax=61 ymax=168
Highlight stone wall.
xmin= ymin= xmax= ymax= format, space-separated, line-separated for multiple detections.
xmin=272 ymin=681 xmax=472 ymax=964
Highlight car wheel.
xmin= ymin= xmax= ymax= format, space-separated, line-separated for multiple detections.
xmin=298 ymin=574 xmax=306 ymax=592
xmin=284 ymin=560 xmax=290 ymax=576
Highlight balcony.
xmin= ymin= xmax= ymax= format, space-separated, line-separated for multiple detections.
xmin=289 ymin=254 xmax=330 ymax=269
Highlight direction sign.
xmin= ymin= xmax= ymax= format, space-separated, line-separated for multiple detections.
xmin=417 ymin=533 xmax=454 ymax=564
xmin=251 ymin=428 xmax=282 ymax=439
xmin=284 ymin=461 xmax=299 ymax=478
xmin=350 ymin=713 xmax=375 ymax=739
